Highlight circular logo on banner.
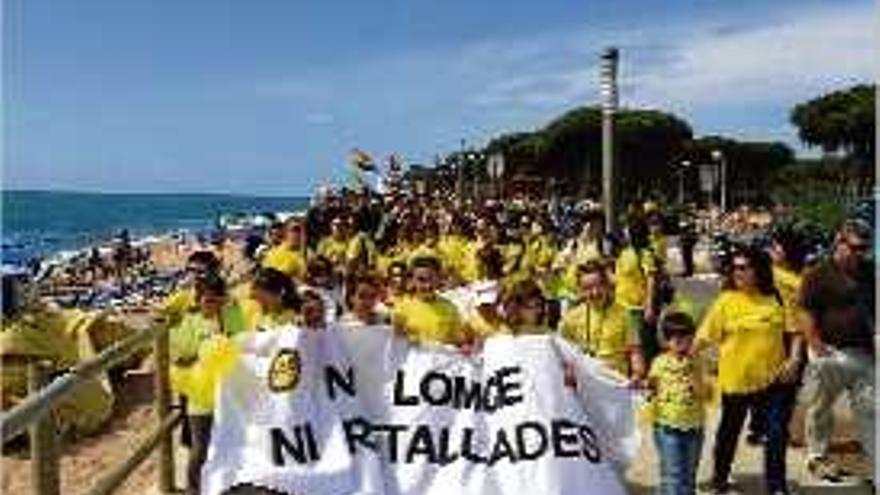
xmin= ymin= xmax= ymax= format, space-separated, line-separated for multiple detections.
xmin=268 ymin=349 xmax=301 ymax=393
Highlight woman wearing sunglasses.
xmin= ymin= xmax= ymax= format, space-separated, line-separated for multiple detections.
xmin=696 ymin=245 xmax=798 ymax=495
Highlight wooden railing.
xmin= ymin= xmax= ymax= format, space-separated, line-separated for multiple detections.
xmin=1 ymin=320 xmax=178 ymax=495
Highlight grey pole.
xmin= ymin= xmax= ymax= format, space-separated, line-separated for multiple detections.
xmin=456 ymin=139 xmax=465 ymax=202
xmin=711 ymin=150 xmax=727 ymax=212
xmin=721 ymin=155 xmax=728 ymax=212
xmin=600 ymin=47 xmax=619 ymax=235
xmin=679 ymin=160 xmax=691 ymax=205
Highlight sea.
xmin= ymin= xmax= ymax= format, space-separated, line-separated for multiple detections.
xmin=1 ymin=190 xmax=310 ymax=267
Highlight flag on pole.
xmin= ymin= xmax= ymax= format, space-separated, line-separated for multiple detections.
xmin=349 ymin=149 xmax=377 ymax=172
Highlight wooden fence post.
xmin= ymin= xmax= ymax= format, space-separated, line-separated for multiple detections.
xmin=28 ymin=360 xmax=60 ymax=495
xmin=153 ymin=327 xmax=174 ymax=493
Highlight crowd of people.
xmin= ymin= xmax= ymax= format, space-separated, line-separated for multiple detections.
xmin=158 ymin=186 xmax=875 ymax=495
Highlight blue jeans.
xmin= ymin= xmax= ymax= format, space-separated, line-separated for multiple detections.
xmin=654 ymin=424 xmax=703 ymax=495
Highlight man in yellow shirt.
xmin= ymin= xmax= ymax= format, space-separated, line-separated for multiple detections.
xmin=392 ymin=256 xmax=466 ymax=346
xmin=261 ymin=217 xmax=307 ymax=281
xmin=560 ymin=260 xmax=638 ymax=377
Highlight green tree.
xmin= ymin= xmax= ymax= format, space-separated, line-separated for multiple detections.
xmin=486 ymin=107 xmax=693 ymax=201
xmin=790 ymin=84 xmax=875 ymax=166
xmin=685 ymin=136 xmax=794 ymax=205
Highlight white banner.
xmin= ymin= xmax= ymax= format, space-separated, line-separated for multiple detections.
xmin=203 ymin=326 xmax=640 ymax=495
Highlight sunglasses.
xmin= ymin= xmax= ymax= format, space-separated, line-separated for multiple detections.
xmin=732 ymin=263 xmax=752 ymax=272
xmin=845 ymin=240 xmax=869 ymax=253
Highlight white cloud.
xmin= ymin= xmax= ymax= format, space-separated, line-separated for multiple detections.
xmin=468 ymin=4 xmax=876 ymax=114
xmin=632 ymin=6 xmax=876 ymax=108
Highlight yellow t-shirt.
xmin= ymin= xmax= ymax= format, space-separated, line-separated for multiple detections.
xmin=466 ymin=311 xmax=509 ymax=339
xmin=377 ymin=243 xmax=411 ymax=278
xmin=558 ymin=239 xmax=603 ymax=293
xmin=502 ymin=242 xmax=526 ymax=275
xmin=437 ymin=235 xmax=468 ymax=281
xmin=522 ymin=235 xmax=556 ymax=275
xmin=648 ymin=352 xmax=705 ymax=430
xmin=261 ymin=245 xmax=307 ymax=281
xmin=560 ymin=301 xmax=632 ymax=375
xmin=240 ymin=298 xmax=298 ymax=332
xmin=407 ymin=243 xmax=440 ymax=266
xmin=459 ymin=240 xmax=483 ymax=283
xmin=392 ymin=295 xmax=465 ymax=345
xmin=772 ymin=265 xmax=804 ymax=332
xmin=345 ymin=233 xmax=377 ymax=269
xmin=614 ymin=247 xmax=656 ymax=309
xmin=317 ymin=237 xmax=349 ymax=266
xmin=696 ymin=290 xmax=786 ymax=394
xmin=650 ymin=233 xmax=668 ymax=267
xmin=159 ymin=288 xmax=197 ymax=327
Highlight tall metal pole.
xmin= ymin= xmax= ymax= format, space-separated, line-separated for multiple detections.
xmin=720 ymin=155 xmax=728 ymax=212
xmin=600 ymin=47 xmax=619 ymax=235
xmin=679 ymin=160 xmax=691 ymax=205
xmin=456 ymin=139 xmax=465 ymax=202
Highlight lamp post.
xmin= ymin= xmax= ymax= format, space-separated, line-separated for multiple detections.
xmin=679 ymin=160 xmax=691 ymax=205
xmin=600 ymin=47 xmax=619 ymax=235
xmin=487 ymin=152 xmax=505 ymax=199
xmin=456 ymin=139 xmax=466 ymax=202
xmin=711 ymin=149 xmax=727 ymax=212
xmin=468 ymin=152 xmax=481 ymax=200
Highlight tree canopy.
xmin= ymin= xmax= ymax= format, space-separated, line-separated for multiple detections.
xmin=484 ymin=106 xmax=693 ymax=201
xmin=790 ymin=84 xmax=875 ymax=166
xmin=408 ymin=103 xmax=799 ymax=205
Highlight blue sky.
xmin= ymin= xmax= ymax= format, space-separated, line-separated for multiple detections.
xmin=3 ymin=0 xmax=875 ymax=196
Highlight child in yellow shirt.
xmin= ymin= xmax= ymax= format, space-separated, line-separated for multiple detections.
xmin=647 ymin=311 xmax=706 ymax=495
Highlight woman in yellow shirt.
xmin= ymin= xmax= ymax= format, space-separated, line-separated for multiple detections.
xmin=647 ymin=213 xmax=669 ymax=268
xmin=741 ymin=227 xmax=808 ymax=447
xmin=614 ymin=218 xmax=659 ymax=364
xmin=242 ymin=268 xmax=300 ymax=331
xmin=696 ymin=245 xmax=800 ymax=495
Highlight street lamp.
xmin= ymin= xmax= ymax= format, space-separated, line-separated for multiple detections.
xmin=711 ymin=149 xmax=727 ymax=212
xmin=487 ymin=152 xmax=505 ymax=199
xmin=456 ymin=139 xmax=466 ymax=203
xmin=600 ymin=47 xmax=619 ymax=235
xmin=678 ymin=160 xmax=692 ymax=205
xmin=467 ymin=152 xmax=480 ymax=200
